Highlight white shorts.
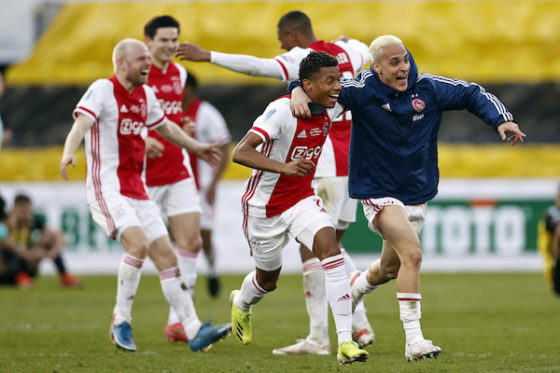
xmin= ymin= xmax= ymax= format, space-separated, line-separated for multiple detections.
xmin=88 ymin=193 xmax=167 ymax=243
xmin=315 ymin=176 xmax=357 ymax=230
xmin=148 ymin=177 xmax=201 ymax=218
xmin=362 ymin=197 xmax=427 ymax=237
xmin=198 ymin=184 xmax=214 ymax=231
xmin=244 ymin=195 xmax=334 ymax=271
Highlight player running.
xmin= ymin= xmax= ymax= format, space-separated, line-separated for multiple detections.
xmin=59 ymin=38 xmax=230 ymax=353
xmin=229 ymin=52 xmax=368 ymax=365
xmin=177 ymin=10 xmax=374 ymax=354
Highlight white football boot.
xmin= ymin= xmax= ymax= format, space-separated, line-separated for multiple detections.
xmin=272 ymin=336 xmax=330 ymax=355
xmin=405 ymin=339 xmax=442 ymax=361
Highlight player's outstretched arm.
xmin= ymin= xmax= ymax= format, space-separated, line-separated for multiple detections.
xmin=497 ymin=121 xmax=526 ymax=145
xmin=177 ymin=42 xmax=284 ymax=79
xmin=233 ymin=132 xmax=314 ymax=176
xmin=155 ymin=119 xmax=221 ymax=166
xmin=59 ymin=114 xmax=94 ymax=179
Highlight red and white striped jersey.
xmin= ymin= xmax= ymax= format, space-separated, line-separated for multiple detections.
xmin=73 ymin=76 xmax=165 ymax=201
xmin=145 ymin=62 xmax=192 ymax=187
xmin=273 ymin=39 xmax=370 ymax=178
xmin=242 ymin=96 xmax=343 ymax=218
xmin=184 ymin=97 xmax=231 ymax=190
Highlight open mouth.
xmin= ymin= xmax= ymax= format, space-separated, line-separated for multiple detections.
xmin=140 ymin=69 xmax=150 ymax=77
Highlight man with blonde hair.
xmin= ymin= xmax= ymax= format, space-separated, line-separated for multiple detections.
xmin=60 ymin=38 xmax=231 ymax=352
xmin=289 ymin=34 xmax=526 ymax=361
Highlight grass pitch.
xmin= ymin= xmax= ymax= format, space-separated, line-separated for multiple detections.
xmin=0 ymin=272 xmax=559 ymax=372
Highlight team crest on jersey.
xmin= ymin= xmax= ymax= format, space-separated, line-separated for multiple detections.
xmin=412 ymin=98 xmax=426 ymax=113
xmin=322 ymin=121 xmax=330 ymax=136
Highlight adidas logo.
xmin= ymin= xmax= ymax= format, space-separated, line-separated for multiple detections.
xmin=297 ymin=130 xmax=307 ymax=138
xmin=337 ymin=293 xmax=350 ymax=302
xmin=120 ymin=104 xmax=128 ymax=113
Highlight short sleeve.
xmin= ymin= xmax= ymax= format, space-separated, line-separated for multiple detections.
xmin=250 ymin=100 xmax=290 ymax=142
xmin=197 ymin=102 xmax=231 ymax=145
xmin=143 ymin=85 xmax=166 ymax=129
xmin=73 ymin=79 xmax=108 ymax=122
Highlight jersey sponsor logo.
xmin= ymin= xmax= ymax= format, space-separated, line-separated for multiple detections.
xmin=412 ymin=98 xmax=426 ymax=112
xmin=290 ymin=145 xmax=323 ymax=161
xmin=297 ymin=130 xmax=307 ymax=138
xmin=158 ymin=99 xmax=182 ymax=115
xmin=120 ymin=104 xmax=128 ymax=113
xmin=119 ymin=118 xmax=144 ymax=135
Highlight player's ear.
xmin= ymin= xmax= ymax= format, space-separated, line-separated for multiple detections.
xmin=372 ymin=62 xmax=381 ymax=74
xmin=302 ymin=78 xmax=312 ymax=92
xmin=144 ymin=35 xmax=152 ymax=46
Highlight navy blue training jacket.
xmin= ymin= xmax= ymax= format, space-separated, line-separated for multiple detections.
xmin=338 ymin=52 xmax=513 ymax=204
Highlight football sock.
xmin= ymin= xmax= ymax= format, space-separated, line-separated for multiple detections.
xmin=204 ymin=243 xmax=217 ymax=277
xmin=113 ymin=254 xmax=143 ymax=324
xmin=159 ymin=267 xmax=201 ymax=340
xmin=322 ymin=254 xmax=352 ymax=346
xmin=354 ymin=270 xmax=378 ymax=295
xmin=235 ymin=271 xmax=267 ymax=312
xmin=397 ymin=292 xmax=424 ymax=344
xmin=302 ymin=258 xmax=329 ymax=342
xmin=340 ymin=249 xmax=370 ymax=329
xmin=177 ymin=248 xmax=198 ymax=293
xmin=53 ymin=254 xmax=67 ymax=274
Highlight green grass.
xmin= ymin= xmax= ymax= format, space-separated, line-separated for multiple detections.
xmin=0 ymin=272 xmax=559 ymax=372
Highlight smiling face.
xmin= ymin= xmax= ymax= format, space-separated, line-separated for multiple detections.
xmin=121 ymin=42 xmax=152 ymax=86
xmin=303 ymin=65 xmax=342 ymax=108
xmin=145 ymin=27 xmax=179 ymax=68
xmin=372 ymin=44 xmax=410 ymax=92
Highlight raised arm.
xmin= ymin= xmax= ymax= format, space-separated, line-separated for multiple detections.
xmin=233 ymin=132 xmax=314 ymax=177
xmin=155 ymin=119 xmax=221 ymax=166
xmin=176 ymin=42 xmax=285 ymax=79
xmin=59 ymin=114 xmax=94 ymax=179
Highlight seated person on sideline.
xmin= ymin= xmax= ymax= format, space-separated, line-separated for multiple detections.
xmin=8 ymin=194 xmax=82 ymax=288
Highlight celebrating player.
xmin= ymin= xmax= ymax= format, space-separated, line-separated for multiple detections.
xmin=143 ymin=15 xmax=212 ymax=344
xmin=59 ymin=38 xmax=230 ymax=352
xmin=177 ymin=10 xmax=374 ymax=354
xmin=290 ymin=34 xmax=526 ymax=361
xmin=229 ymin=51 xmax=368 ymax=365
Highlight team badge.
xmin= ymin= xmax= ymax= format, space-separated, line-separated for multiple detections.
xmin=412 ymin=98 xmax=425 ymax=113
xmin=322 ymin=121 xmax=330 ymax=136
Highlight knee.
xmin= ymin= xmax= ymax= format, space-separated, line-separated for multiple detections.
xmin=130 ymin=241 xmax=150 ymax=259
xmin=259 ymin=279 xmax=277 ymax=292
xmin=401 ymin=247 xmax=423 ymax=270
xmin=176 ymin=234 xmax=201 ymax=252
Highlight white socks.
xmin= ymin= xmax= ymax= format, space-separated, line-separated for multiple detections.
xmin=177 ymin=248 xmax=199 ymax=292
xmin=113 ymin=254 xmax=143 ymax=324
xmin=340 ymin=249 xmax=370 ymax=330
xmin=234 ymin=271 xmax=267 ymax=312
xmin=302 ymin=258 xmax=329 ymax=342
xmin=159 ymin=267 xmax=202 ymax=340
xmin=397 ymin=292 xmax=424 ymax=344
xmin=321 ymin=254 xmax=352 ymax=346
xmin=354 ymin=270 xmax=378 ymax=295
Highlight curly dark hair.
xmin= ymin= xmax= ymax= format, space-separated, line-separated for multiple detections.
xmin=298 ymin=51 xmax=338 ymax=81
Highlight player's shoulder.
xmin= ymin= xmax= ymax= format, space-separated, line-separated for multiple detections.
xmin=88 ymin=78 xmax=113 ymax=92
xmin=171 ymin=61 xmax=187 ymax=75
xmin=260 ymin=97 xmax=293 ymax=121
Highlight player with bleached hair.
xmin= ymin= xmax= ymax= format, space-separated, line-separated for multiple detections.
xmin=177 ymin=9 xmax=375 ymax=355
xmin=59 ymin=38 xmax=231 ymax=353
xmin=289 ymin=34 xmax=525 ymax=361
xmin=230 ymin=51 xmax=368 ymax=365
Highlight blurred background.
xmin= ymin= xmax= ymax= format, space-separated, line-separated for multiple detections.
xmin=0 ymin=0 xmax=558 ymax=275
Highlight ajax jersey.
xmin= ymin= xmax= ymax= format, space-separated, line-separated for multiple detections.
xmin=242 ymin=96 xmax=343 ymax=218
xmin=145 ymin=62 xmax=192 ymax=187
xmin=73 ymin=76 xmax=165 ymax=201
xmin=273 ymin=40 xmax=369 ymax=177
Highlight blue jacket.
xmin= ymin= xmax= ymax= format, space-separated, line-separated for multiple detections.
xmin=339 ymin=52 xmax=513 ymax=204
